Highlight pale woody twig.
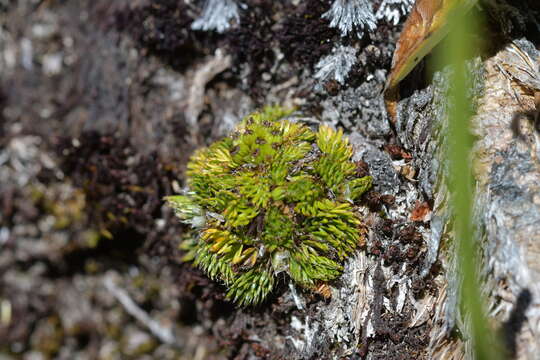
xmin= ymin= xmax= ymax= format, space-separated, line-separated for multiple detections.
xmin=103 ymin=274 xmax=177 ymax=345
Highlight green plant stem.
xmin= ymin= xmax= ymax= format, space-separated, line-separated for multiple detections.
xmin=443 ymin=10 xmax=503 ymax=360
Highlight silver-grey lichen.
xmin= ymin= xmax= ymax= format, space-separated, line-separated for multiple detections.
xmin=191 ymin=0 xmax=240 ymax=33
xmin=314 ymin=45 xmax=358 ymax=85
xmin=375 ymin=0 xmax=414 ymax=26
xmin=323 ymin=0 xmax=377 ymax=38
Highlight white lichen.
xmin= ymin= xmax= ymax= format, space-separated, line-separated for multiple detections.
xmin=191 ymin=0 xmax=240 ymax=33
xmin=375 ymin=0 xmax=414 ymax=26
xmin=322 ymin=0 xmax=377 ymax=38
xmin=314 ymin=45 xmax=357 ymax=85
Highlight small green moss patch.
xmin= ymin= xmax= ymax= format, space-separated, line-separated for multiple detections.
xmin=167 ymin=106 xmax=372 ymax=306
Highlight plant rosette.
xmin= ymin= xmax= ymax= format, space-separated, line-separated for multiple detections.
xmin=166 ymin=106 xmax=372 ymax=306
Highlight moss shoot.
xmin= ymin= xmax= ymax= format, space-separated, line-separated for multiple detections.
xmin=166 ymin=106 xmax=372 ymax=306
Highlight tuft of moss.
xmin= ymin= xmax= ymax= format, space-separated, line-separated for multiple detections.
xmin=166 ymin=106 xmax=372 ymax=306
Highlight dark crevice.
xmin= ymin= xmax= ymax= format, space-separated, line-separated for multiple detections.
xmin=500 ymin=289 xmax=533 ymax=359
